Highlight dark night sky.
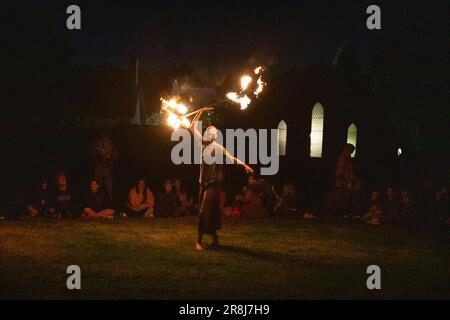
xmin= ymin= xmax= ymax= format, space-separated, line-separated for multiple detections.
xmin=26 ymin=0 xmax=437 ymax=72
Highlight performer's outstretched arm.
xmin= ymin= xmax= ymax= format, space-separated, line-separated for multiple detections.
xmin=190 ymin=108 xmax=254 ymax=174
xmin=222 ymin=147 xmax=254 ymax=174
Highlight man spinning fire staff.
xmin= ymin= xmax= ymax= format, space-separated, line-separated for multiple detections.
xmin=190 ymin=109 xmax=254 ymax=251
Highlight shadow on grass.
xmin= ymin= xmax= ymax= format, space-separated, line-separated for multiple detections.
xmin=211 ymin=244 xmax=317 ymax=265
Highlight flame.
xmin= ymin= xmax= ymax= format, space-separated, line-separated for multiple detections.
xmin=161 ymin=66 xmax=267 ymax=131
xmin=167 ymin=112 xmax=181 ymax=129
xmin=226 ymin=92 xmax=251 ymax=110
xmin=240 ymin=75 xmax=252 ymax=91
xmin=226 ymin=66 xmax=265 ymax=109
xmin=161 ymin=97 xmax=191 ymax=130
xmin=239 ymin=95 xmax=251 ymax=110
xmin=181 ymin=117 xmax=191 ymax=128
xmin=161 ymin=97 xmax=188 ymax=115
xmin=254 ymin=76 xmax=266 ymax=97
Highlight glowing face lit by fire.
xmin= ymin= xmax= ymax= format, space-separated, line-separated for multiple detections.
xmin=203 ymin=126 xmax=218 ymax=142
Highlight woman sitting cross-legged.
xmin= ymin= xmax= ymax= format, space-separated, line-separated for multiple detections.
xmin=240 ymin=181 xmax=270 ymax=218
xmin=122 ymin=178 xmax=155 ymax=218
xmin=174 ymin=178 xmax=194 ymax=215
xmin=274 ymin=184 xmax=299 ymax=218
xmin=155 ymin=179 xmax=185 ymax=217
xmin=81 ymin=179 xmax=114 ymax=218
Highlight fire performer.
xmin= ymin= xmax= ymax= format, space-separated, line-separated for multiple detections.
xmin=190 ymin=109 xmax=254 ymax=251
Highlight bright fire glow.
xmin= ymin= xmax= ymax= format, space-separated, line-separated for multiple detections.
xmin=161 ymin=98 xmax=188 ymax=115
xmin=226 ymin=92 xmax=251 ymax=110
xmin=161 ymin=66 xmax=267 ymax=131
xmin=226 ymin=66 xmax=266 ymax=109
xmin=161 ymin=97 xmax=191 ymax=130
xmin=240 ymin=75 xmax=252 ymax=91
xmin=254 ymin=76 xmax=265 ymax=97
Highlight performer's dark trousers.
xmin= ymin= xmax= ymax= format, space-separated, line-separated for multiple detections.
xmin=198 ymin=183 xmax=222 ymax=245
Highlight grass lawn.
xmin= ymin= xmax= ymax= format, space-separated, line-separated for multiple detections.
xmin=0 ymin=216 xmax=449 ymax=300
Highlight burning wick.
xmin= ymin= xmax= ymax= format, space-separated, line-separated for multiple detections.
xmin=226 ymin=66 xmax=266 ymax=110
xmin=161 ymin=66 xmax=267 ymax=131
xmin=161 ymin=97 xmax=191 ymax=130
xmin=240 ymin=75 xmax=253 ymax=91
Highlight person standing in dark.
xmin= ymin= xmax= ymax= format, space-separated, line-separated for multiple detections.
xmin=49 ymin=171 xmax=75 ymax=219
xmin=90 ymin=131 xmax=118 ymax=201
xmin=323 ymin=143 xmax=356 ymax=217
xmin=190 ymin=109 xmax=253 ymax=251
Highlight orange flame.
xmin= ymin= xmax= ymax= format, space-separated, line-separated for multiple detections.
xmin=161 ymin=97 xmax=191 ymax=130
xmin=226 ymin=66 xmax=265 ymax=109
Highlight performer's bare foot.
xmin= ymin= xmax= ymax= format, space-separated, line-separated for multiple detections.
xmin=195 ymin=243 xmax=203 ymax=251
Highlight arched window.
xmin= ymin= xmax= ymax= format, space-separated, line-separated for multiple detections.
xmin=310 ymin=103 xmax=324 ymax=158
xmin=346 ymin=123 xmax=357 ymax=158
xmin=278 ymin=120 xmax=287 ymax=156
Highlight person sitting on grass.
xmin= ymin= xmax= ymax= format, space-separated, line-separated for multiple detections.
xmin=49 ymin=171 xmax=75 ymax=219
xmin=274 ymin=184 xmax=298 ymax=218
xmin=435 ymin=185 xmax=449 ymax=225
xmin=156 ymin=179 xmax=184 ymax=217
xmin=82 ymin=179 xmax=114 ymax=219
xmin=174 ymin=178 xmax=194 ymax=214
xmin=398 ymin=188 xmax=417 ymax=227
xmin=242 ymin=175 xmax=257 ymax=194
xmin=240 ymin=180 xmax=269 ymax=218
xmin=360 ymin=190 xmax=384 ymax=225
xmin=383 ymin=186 xmax=400 ymax=224
xmin=26 ymin=178 xmax=51 ymax=218
xmin=123 ymin=178 xmax=154 ymax=218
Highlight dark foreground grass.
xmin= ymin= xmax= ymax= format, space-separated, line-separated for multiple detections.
xmin=0 ymin=216 xmax=449 ymax=299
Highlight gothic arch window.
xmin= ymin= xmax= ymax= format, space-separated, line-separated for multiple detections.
xmin=310 ymin=103 xmax=324 ymax=158
xmin=347 ymin=123 xmax=357 ymax=158
xmin=278 ymin=120 xmax=287 ymax=156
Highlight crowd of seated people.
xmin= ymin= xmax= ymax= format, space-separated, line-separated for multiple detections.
xmin=26 ymin=172 xmax=76 ymax=219
xmin=345 ymin=183 xmax=449 ymax=227
xmin=19 ymin=168 xmax=450 ymax=228
xmin=23 ymin=172 xmax=196 ymax=220
xmin=218 ymin=172 xmax=449 ymax=228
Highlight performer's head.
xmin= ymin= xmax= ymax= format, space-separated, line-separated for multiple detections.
xmin=203 ymin=126 xmax=217 ymax=143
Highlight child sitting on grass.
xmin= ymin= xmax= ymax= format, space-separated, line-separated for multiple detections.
xmin=361 ymin=190 xmax=384 ymax=225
